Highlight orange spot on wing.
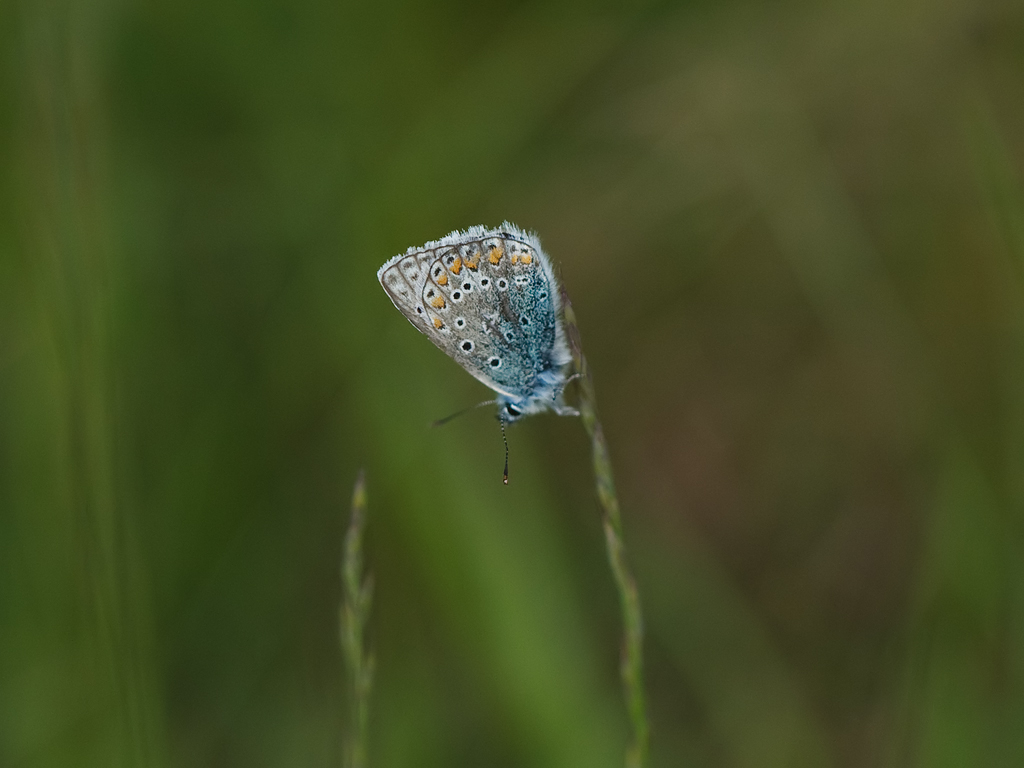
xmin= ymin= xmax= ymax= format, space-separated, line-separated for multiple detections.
xmin=511 ymin=254 xmax=519 ymax=265
xmin=433 ymin=317 xmax=443 ymax=329
xmin=451 ymin=256 xmax=463 ymax=274
xmin=436 ymin=273 xmax=448 ymax=285
xmin=488 ymin=247 xmax=503 ymax=265
xmin=520 ymin=254 xmax=532 ymax=265
xmin=465 ymin=253 xmax=480 ymax=270
xmin=430 ymin=295 xmax=446 ymax=309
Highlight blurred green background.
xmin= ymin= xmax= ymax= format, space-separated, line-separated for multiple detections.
xmin=3 ymin=0 xmax=1024 ymax=765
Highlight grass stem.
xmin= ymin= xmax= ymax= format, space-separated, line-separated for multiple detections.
xmin=341 ymin=470 xmax=374 ymax=768
xmin=562 ymin=289 xmax=649 ymax=768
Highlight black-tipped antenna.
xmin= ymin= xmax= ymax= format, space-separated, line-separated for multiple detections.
xmin=431 ymin=399 xmax=497 ymax=428
xmin=499 ymin=414 xmax=509 ymax=485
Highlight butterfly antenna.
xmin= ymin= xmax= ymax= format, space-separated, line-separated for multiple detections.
xmin=431 ymin=399 xmax=497 ymax=428
xmin=499 ymin=414 xmax=509 ymax=485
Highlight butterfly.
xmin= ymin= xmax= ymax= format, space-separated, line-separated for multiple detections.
xmin=378 ymin=224 xmax=578 ymax=482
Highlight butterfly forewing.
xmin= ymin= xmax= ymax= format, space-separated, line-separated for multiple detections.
xmin=378 ymin=247 xmax=440 ymax=335
xmin=378 ymin=227 xmax=560 ymax=400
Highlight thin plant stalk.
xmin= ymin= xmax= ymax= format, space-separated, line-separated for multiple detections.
xmin=562 ymin=289 xmax=649 ymax=768
xmin=341 ymin=470 xmax=375 ymax=768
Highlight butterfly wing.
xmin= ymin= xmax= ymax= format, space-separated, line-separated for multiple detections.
xmin=377 ymin=245 xmax=438 ymax=336
xmin=378 ymin=225 xmax=566 ymax=401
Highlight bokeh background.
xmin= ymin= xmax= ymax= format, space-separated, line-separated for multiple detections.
xmin=3 ymin=0 xmax=1024 ymax=765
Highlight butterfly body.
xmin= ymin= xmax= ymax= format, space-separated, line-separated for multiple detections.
xmin=378 ymin=224 xmax=574 ymax=422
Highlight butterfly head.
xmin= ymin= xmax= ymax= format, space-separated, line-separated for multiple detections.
xmin=495 ymin=367 xmax=578 ymax=424
xmin=497 ymin=398 xmax=529 ymax=424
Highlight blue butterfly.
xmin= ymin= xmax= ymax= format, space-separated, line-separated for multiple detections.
xmin=378 ymin=224 xmax=578 ymax=481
